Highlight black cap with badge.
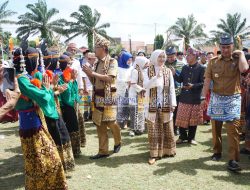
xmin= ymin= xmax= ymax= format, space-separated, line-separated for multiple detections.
xmin=220 ymin=34 xmax=233 ymax=45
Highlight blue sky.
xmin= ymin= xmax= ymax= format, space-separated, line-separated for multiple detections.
xmin=3 ymin=0 xmax=250 ymax=47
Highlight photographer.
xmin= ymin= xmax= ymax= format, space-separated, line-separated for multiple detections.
xmin=0 ymin=65 xmax=20 ymax=120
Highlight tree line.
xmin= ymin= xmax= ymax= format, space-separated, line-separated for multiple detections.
xmin=1 ymin=0 xmax=250 ymax=52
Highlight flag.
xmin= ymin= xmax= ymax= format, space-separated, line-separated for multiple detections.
xmin=9 ymin=37 xmax=14 ymax=52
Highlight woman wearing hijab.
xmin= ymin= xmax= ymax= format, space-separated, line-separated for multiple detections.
xmin=144 ymin=49 xmax=177 ymax=165
xmin=129 ymin=56 xmax=149 ymax=136
xmin=137 ymin=51 xmax=146 ymax=57
xmin=58 ymin=55 xmax=81 ymax=158
xmin=116 ymin=52 xmax=133 ymax=129
xmin=13 ymin=47 xmax=67 ymax=189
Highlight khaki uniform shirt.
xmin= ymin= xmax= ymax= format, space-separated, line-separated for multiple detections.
xmin=205 ymin=55 xmax=241 ymax=96
xmin=94 ymin=55 xmax=117 ymax=91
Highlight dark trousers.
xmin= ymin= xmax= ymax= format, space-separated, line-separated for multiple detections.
xmin=179 ymin=126 xmax=197 ymax=141
xmin=173 ymin=95 xmax=180 ymax=128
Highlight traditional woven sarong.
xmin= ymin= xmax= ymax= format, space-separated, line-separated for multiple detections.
xmin=208 ymin=93 xmax=241 ymax=122
xmin=147 ymin=111 xmax=176 ymax=158
xmin=19 ymin=109 xmax=67 ymax=190
xmin=129 ymin=99 xmax=145 ymax=132
xmin=116 ymin=89 xmax=130 ymax=124
xmin=176 ymin=103 xmax=203 ymax=128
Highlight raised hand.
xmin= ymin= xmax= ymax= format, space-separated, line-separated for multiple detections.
xmin=42 ymin=74 xmax=50 ymax=89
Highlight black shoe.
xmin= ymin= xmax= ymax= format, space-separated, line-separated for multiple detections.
xmin=227 ymin=160 xmax=241 ymax=171
xmin=113 ymin=144 xmax=121 ymax=153
xmin=240 ymin=148 xmax=250 ymax=155
xmin=239 ymin=134 xmax=245 ymax=141
xmin=163 ymin=153 xmax=176 ymax=158
xmin=211 ymin=153 xmax=222 ymax=161
xmin=89 ymin=154 xmax=109 ymax=160
xmin=135 ymin=130 xmax=143 ymax=136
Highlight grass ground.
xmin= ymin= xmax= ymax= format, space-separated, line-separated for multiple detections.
xmin=0 ymin=121 xmax=250 ymax=190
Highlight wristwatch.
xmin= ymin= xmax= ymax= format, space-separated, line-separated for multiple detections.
xmin=200 ymin=96 xmax=205 ymax=101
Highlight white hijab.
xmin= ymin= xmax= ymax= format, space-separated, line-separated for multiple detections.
xmin=150 ymin=49 xmax=165 ymax=67
xmin=135 ymin=56 xmax=149 ymax=69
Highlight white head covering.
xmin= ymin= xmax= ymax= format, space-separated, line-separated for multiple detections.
xmin=134 ymin=56 xmax=149 ymax=69
xmin=150 ymin=49 xmax=165 ymax=66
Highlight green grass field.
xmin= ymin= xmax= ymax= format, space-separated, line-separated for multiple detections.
xmin=0 ymin=122 xmax=250 ymax=190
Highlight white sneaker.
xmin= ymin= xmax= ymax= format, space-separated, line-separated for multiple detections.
xmin=129 ymin=131 xmax=135 ymax=137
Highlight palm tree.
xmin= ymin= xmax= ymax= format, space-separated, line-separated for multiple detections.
xmin=168 ymin=14 xmax=207 ymax=49
xmin=0 ymin=0 xmax=16 ymax=32
xmin=66 ymin=5 xmax=111 ymax=51
xmin=210 ymin=13 xmax=250 ymax=48
xmin=16 ymin=0 xmax=67 ymax=45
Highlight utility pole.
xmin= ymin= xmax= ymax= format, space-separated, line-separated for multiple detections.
xmin=128 ymin=34 xmax=132 ymax=53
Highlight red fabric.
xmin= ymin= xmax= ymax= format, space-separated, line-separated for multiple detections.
xmin=62 ymin=67 xmax=72 ymax=83
xmin=0 ymin=91 xmax=18 ymax=123
xmin=30 ymin=78 xmax=42 ymax=89
xmin=45 ymin=70 xmax=53 ymax=82
xmin=176 ymin=102 xmax=203 ymax=128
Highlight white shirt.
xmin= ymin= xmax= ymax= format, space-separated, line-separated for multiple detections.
xmin=70 ymin=58 xmax=86 ymax=89
xmin=84 ymin=62 xmax=93 ymax=91
xmin=116 ymin=67 xmax=133 ymax=97
xmin=143 ymin=66 xmax=176 ymax=122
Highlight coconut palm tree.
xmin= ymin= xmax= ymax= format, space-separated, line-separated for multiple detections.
xmin=66 ymin=5 xmax=111 ymax=51
xmin=210 ymin=13 xmax=250 ymax=48
xmin=16 ymin=0 xmax=67 ymax=45
xmin=168 ymin=14 xmax=207 ymax=49
xmin=0 ymin=0 xmax=16 ymax=32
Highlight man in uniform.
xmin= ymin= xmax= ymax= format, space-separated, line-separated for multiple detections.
xmin=83 ymin=32 xmax=121 ymax=159
xmin=165 ymin=46 xmax=185 ymax=135
xmin=201 ymin=34 xmax=248 ymax=171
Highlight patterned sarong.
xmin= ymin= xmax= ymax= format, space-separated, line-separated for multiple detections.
xmin=176 ymin=103 xmax=203 ymax=128
xmin=147 ymin=110 xmax=176 ymax=158
xmin=208 ymin=93 xmax=241 ymax=122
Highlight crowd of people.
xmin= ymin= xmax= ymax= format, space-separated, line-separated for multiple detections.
xmin=1 ymin=32 xmax=250 ymax=189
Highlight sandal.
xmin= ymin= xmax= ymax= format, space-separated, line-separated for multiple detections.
xmin=148 ymin=157 xmax=156 ymax=165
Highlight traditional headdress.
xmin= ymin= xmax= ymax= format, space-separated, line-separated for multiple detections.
xmin=94 ymin=31 xmax=110 ymax=47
